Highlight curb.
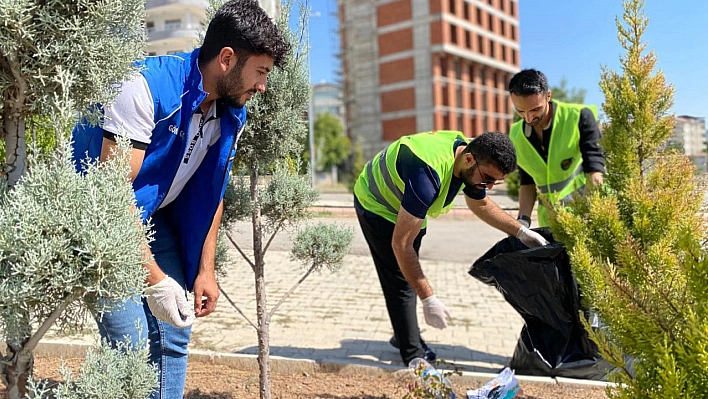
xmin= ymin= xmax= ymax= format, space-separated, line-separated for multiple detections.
xmin=31 ymin=340 xmax=615 ymax=390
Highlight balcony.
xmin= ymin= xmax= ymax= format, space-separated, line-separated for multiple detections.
xmin=146 ymin=0 xmax=208 ymax=10
xmin=147 ymin=23 xmax=202 ymax=42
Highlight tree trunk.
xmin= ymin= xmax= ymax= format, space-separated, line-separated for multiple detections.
xmin=331 ymin=165 xmax=338 ymax=185
xmin=2 ymin=102 xmax=27 ymax=187
xmin=2 ymin=339 xmax=33 ymax=399
xmin=2 ymin=60 xmax=29 ymax=187
xmin=250 ymin=166 xmax=272 ymax=399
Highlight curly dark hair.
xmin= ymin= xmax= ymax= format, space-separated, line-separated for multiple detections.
xmin=508 ymin=69 xmax=548 ymax=97
xmin=199 ymin=0 xmax=290 ymax=69
xmin=464 ymin=131 xmax=516 ymax=175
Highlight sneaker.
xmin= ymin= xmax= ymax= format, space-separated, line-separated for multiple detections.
xmin=389 ymin=335 xmax=437 ymax=362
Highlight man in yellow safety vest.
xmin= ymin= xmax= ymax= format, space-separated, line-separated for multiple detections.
xmin=353 ymin=131 xmax=549 ymax=365
xmin=508 ymin=69 xmax=605 ymax=227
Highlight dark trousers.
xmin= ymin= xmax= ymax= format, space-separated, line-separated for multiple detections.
xmin=356 ymin=202 xmax=427 ymax=365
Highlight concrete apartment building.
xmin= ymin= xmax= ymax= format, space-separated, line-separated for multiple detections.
xmin=145 ymin=0 xmax=280 ymax=55
xmin=313 ymin=83 xmax=345 ymax=123
xmin=670 ymin=115 xmax=707 ymax=173
xmin=338 ymin=0 xmax=520 ymax=158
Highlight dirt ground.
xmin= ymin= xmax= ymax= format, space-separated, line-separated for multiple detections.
xmin=9 ymin=356 xmax=610 ymax=399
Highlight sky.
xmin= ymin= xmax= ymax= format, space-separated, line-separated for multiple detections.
xmin=300 ymin=0 xmax=708 ymax=117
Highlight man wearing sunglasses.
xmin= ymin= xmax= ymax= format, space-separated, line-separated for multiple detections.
xmin=353 ymin=130 xmax=548 ymax=366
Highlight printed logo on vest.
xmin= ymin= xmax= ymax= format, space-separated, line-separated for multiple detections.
xmin=560 ymin=157 xmax=573 ymax=170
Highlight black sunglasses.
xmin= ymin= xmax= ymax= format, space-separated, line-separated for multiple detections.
xmin=473 ymin=165 xmax=501 ymax=189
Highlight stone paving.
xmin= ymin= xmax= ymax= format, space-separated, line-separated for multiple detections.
xmin=45 ymin=189 xmax=531 ymax=374
xmin=190 ymin=189 xmax=527 ymax=373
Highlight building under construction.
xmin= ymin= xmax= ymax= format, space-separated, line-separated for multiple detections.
xmin=338 ymin=0 xmax=520 ymax=158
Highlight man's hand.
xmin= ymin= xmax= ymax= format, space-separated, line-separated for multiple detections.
xmin=422 ymin=295 xmax=452 ymax=329
xmin=587 ymin=171 xmax=604 ymax=188
xmin=144 ymin=276 xmax=195 ymax=328
xmin=193 ymin=271 xmax=220 ymax=318
xmin=516 ymin=225 xmax=549 ymax=248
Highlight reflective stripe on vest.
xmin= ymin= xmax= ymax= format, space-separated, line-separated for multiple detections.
xmin=365 ymin=145 xmax=401 ymax=215
xmin=536 ymin=164 xmax=583 ymax=194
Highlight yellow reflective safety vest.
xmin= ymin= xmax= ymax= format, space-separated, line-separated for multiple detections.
xmin=353 ymin=130 xmax=467 ymax=226
xmin=509 ymin=101 xmax=598 ymax=227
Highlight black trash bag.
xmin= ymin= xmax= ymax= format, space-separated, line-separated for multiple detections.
xmin=469 ymin=228 xmax=612 ymax=380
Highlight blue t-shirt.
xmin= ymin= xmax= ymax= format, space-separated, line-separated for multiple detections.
xmin=395 ymin=138 xmax=486 ymax=219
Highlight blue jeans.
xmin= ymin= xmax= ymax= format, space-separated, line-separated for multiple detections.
xmin=95 ymin=211 xmax=192 ymax=399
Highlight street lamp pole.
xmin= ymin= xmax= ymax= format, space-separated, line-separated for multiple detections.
xmin=308 ymin=80 xmax=316 ymax=188
xmin=307 ymin=10 xmax=321 ymax=189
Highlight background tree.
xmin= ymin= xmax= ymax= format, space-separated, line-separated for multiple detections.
xmin=345 ymin=136 xmax=365 ymax=192
xmin=212 ymin=1 xmax=354 ymax=399
xmin=552 ymin=77 xmax=588 ymax=104
xmin=302 ymin=111 xmax=350 ymax=184
xmin=0 ymin=0 xmax=145 ymax=186
xmin=505 ymin=78 xmax=588 ymax=200
xmin=552 ymin=0 xmax=708 ymax=396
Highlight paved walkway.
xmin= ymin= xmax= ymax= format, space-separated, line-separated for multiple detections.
xmin=47 ymin=187 xmax=532 ymax=374
xmin=189 ymin=188 xmax=527 ymax=373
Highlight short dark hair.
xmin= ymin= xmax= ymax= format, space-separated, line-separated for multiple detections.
xmin=465 ymin=131 xmax=516 ymax=175
xmin=199 ymin=0 xmax=290 ymax=69
xmin=508 ymin=69 xmax=548 ymax=97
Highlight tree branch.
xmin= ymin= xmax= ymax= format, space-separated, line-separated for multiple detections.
xmin=262 ymin=220 xmax=284 ymax=256
xmin=217 ymin=281 xmax=257 ymax=331
xmin=225 ymin=231 xmax=255 ymax=272
xmin=24 ymin=290 xmax=81 ymax=354
xmin=269 ymin=262 xmax=318 ymax=318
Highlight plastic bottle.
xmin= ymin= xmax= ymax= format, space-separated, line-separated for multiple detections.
xmin=408 ymin=357 xmax=456 ymax=399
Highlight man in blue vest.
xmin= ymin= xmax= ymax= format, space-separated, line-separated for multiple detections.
xmin=71 ymin=1 xmax=289 ymax=397
xmin=508 ymin=69 xmax=605 ymax=228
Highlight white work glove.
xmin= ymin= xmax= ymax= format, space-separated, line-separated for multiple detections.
xmin=144 ymin=276 xmax=195 ymax=328
xmin=422 ymin=295 xmax=452 ymax=329
xmin=516 ymin=225 xmax=550 ymax=248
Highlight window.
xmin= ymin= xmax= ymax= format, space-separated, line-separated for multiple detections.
xmin=489 ymin=39 xmax=495 ymax=58
xmin=454 ymin=58 xmax=462 ymax=79
xmin=449 ymin=0 xmax=456 ymax=15
xmin=511 ymin=25 xmax=517 ymax=40
xmin=456 ymin=85 xmax=463 ymax=108
xmin=440 ymin=56 xmax=449 ymax=77
xmin=512 ymin=49 xmax=517 ymax=65
xmin=145 ymin=21 xmax=155 ymax=33
xmin=464 ymin=2 xmax=470 ymax=20
xmin=500 ymin=20 xmax=506 ymax=37
xmin=488 ymin=14 xmax=494 ymax=31
xmin=477 ymin=35 xmax=484 ymax=53
xmin=457 ymin=114 xmax=464 ymax=131
xmin=147 ymin=51 xmax=157 ymax=56
xmin=442 ymin=84 xmax=450 ymax=106
xmin=465 ymin=30 xmax=472 ymax=49
xmin=450 ymin=24 xmax=458 ymax=44
xmin=442 ymin=113 xmax=450 ymax=130
xmin=164 ymin=19 xmax=181 ymax=30
xmin=511 ymin=1 xmax=516 ymax=17
xmin=500 ymin=0 xmax=506 ymax=12
xmin=501 ymin=45 xmax=506 ymax=62
xmin=476 ymin=8 xmax=482 ymax=26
